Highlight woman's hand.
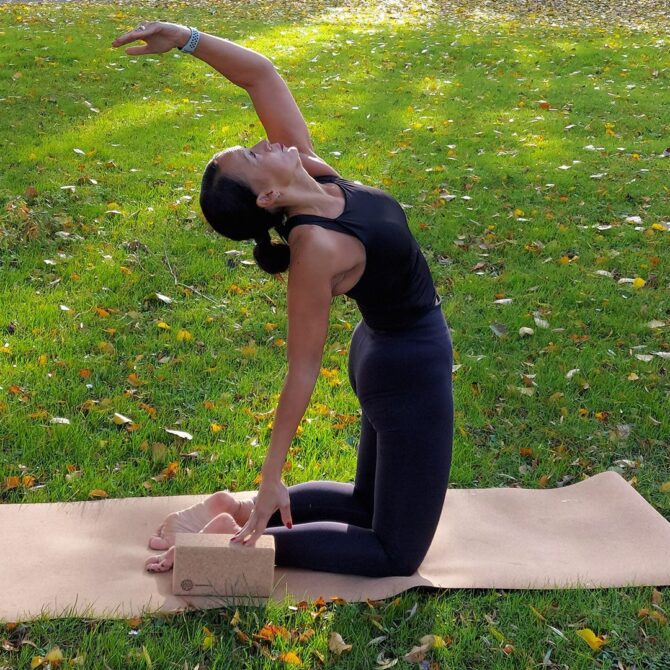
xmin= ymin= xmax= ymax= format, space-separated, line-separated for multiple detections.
xmin=230 ymin=476 xmax=292 ymax=547
xmin=111 ymin=21 xmax=191 ymax=55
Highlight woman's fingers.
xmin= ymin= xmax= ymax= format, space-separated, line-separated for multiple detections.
xmin=111 ymin=23 xmax=158 ymax=48
xmin=125 ymin=45 xmax=153 ymax=56
xmin=231 ymin=509 xmax=271 ymax=546
xmin=280 ymin=503 xmax=293 ymax=529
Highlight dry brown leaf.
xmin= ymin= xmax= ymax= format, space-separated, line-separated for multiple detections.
xmin=328 ymin=632 xmax=352 ymax=655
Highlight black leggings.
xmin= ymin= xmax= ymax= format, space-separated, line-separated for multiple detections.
xmin=263 ymin=303 xmax=453 ymax=576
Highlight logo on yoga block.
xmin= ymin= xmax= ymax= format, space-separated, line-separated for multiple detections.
xmin=180 ymin=579 xmax=194 ymax=591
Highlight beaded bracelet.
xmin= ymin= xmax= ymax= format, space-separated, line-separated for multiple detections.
xmin=178 ymin=27 xmax=200 ymax=54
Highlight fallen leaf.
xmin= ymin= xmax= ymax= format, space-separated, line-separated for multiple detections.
xmin=489 ymin=323 xmax=508 ymax=338
xmin=328 ymin=632 xmax=352 ymax=655
xmin=165 ymin=428 xmax=193 ymax=440
xmin=89 ymin=489 xmax=108 ymax=498
xmin=3 ymin=476 xmax=21 ymax=491
xmin=202 ymin=626 xmax=216 ymax=650
xmin=112 ymin=413 xmax=132 ymax=426
xmin=230 ymin=609 xmax=241 ymax=626
xmin=403 ymin=643 xmax=428 ymax=664
xmin=277 ymin=651 xmax=302 ymax=666
xmin=576 ymin=628 xmax=607 ymax=650
xmin=533 ymin=313 xmax=550 ymax=329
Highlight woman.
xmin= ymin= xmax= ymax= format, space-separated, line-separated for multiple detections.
xmin=113 ymin=21 xmax=453 ymax=577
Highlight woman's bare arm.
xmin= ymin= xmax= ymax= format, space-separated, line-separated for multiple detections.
xmin=112 ymin=22 xmax=338 ymax=176
xmin=262 ymin=233 xmax=337 ymax=478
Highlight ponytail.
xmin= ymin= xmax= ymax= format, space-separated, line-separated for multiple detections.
xmin=253 ymin=229 xmax=290 ymax=274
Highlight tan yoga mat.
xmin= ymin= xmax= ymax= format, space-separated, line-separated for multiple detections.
xmin=1 ymin=471 xmax=669 ymax=621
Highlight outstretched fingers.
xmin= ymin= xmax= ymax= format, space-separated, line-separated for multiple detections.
xmin=111 ymin=23 xmax=158 ymax=49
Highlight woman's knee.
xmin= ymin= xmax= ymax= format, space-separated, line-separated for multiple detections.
xmin=382 ymin=544 xmax=426 ymax=576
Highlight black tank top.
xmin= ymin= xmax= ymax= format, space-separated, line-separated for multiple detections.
xmin=280 ymin=175 xmax=438 ymax=331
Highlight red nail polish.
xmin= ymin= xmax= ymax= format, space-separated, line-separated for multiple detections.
xmin=287 ymin=522 xmax=292 ymax=529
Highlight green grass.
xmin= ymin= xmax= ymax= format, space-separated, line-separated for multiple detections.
xmin=1 ymin=0 xmax=670 ymax=667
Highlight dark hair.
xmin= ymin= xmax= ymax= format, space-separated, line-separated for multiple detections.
xmin=199 ymin=161 xmax=290 ymax=274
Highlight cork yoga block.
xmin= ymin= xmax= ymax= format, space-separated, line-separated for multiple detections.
xmin=172 ymin=533 xmax=276 ymax=598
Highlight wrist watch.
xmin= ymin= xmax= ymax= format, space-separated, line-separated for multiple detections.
xmin=178 ymin=27 xmax=200 ymax=54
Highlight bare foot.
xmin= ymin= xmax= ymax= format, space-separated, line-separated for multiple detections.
xmin=149 ymin=491 xmax=254 ymax=550
xmin=145 ymin=512 xmax=240 ymax=573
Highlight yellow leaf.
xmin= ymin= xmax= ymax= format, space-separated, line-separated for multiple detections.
xmin=157 ymin=321 xmax=171 ymax=330
xmin=230 ymin=608 xmax=241 ymax=626
xmin=514 ymin=208 xmax=524 ymax=217
xmin=660 ymin=481 xmax=670 ymax=493
xmin=210 ymin=423 xmax=223 ymax=433
xmin=632 ymin=277 xmax=646 ymax=289
xmin=176 ymin=329 xmax=193 ymax=342
xmin=420 ymin=634 xmax=445 ymax=648
xmin=30 ymin=657 xmax=43 ymax=669
xmin=22 ymin=475 xmax=36 ymax=488
xmin=38 ymin=354 xmax=48 ymax=366
xmin=264 ymin=322 xmax=277 ymax=331
xmin=278 ymin=651 xmax=302 ymax=666
xmin=576 ymin=628 xmax=607 ymax=650
xmin=529 ymin=605 xmax=546 ymax=621
xmin=651 ymin=223 xmax=666 ymax=231
xmin=202 ymin=626 xmax=216 ymax=650
xmin=203 ymin=400 xmax=215 ymax=410
xmin=45 ymin=647 xmax=63 ymax=662
xmin=95 ymin=307 xmax=110 ymax=318
xmin=120 ymin=266 xmax=133 ymax=275
xmin=89 ymin=489 xmax=108 ymax=498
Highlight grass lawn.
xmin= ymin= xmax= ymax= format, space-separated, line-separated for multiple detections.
xmin=1 ymin=0 xmax=669 ymax=667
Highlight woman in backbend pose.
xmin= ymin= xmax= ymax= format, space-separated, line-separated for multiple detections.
xmin=113 ymin=21 xmax=453 ymax=577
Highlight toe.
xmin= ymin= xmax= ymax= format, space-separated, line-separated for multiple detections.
xmin=145 ymin=555 xmax=161 ymax=569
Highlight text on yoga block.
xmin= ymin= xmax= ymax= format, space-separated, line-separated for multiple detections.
xmin=172 ymin=533 xmax=276 ymax=597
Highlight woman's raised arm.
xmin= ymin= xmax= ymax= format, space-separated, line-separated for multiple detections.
xmin=112 ymin=22 xmax=336 ymax=174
